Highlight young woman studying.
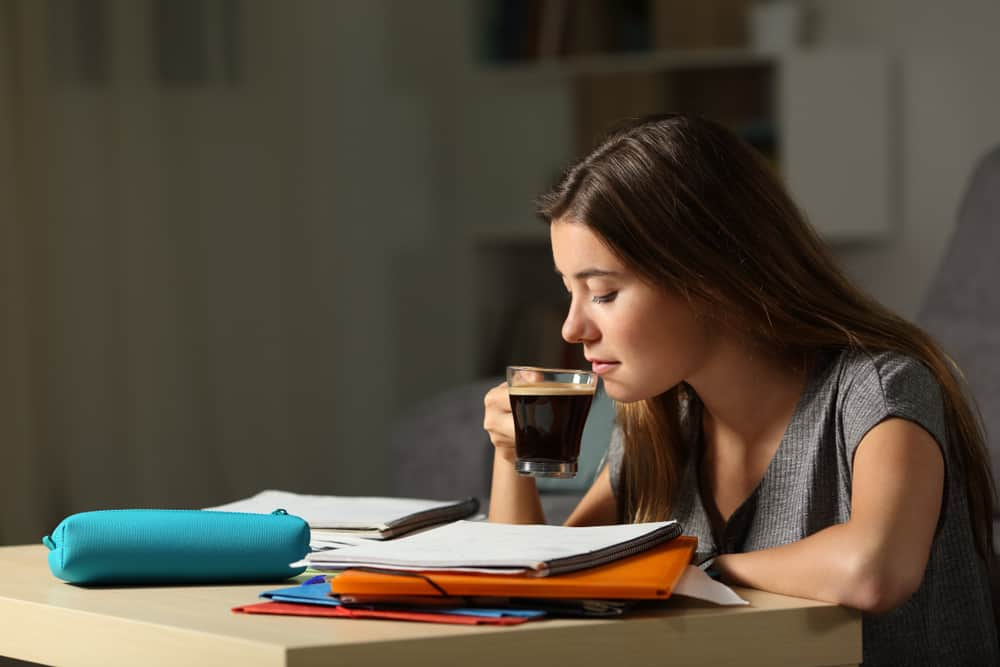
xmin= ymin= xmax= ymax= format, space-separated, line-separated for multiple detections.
xmin=482 ymin=114 xmax=997 ymax=664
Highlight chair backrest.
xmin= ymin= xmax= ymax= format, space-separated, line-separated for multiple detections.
xmin=918 ymin=145 xmax=1000 ymax=639
xmin=390 ymin=378 xmax=501 ymax=502
xmin=918 ymin=145 xmax=1000 ymax=537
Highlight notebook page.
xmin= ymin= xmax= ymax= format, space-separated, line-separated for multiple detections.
xmin=205 ymin=490 xmax=468 ymax=529
xmin=306 ymin=519 xmax=678 ymax=571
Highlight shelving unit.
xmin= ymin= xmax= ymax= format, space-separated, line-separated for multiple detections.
xmin=453 ymin=47 xmax=892 ymax=377
xmin=471 ymin=48 xmax=774 ymax=84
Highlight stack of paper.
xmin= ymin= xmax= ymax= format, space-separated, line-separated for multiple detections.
xmin=205 ymin=490 xmax=480 ymax=544
xmin=233 ymin=520 xmax=745 ymax=626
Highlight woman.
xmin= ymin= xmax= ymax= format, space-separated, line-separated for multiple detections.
xmin=483 ymin=114 xmax=997 ymax=664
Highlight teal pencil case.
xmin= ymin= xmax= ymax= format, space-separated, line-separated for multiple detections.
xmin=43 ymin=508 xmax=310 ymax=585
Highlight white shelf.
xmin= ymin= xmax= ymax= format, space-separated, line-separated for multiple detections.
xmin=468 ymin=48 xmax=778 ymax=86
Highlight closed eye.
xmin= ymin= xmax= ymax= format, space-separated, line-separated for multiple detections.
xmin=592 ymin=291 xmax=618 ymax=304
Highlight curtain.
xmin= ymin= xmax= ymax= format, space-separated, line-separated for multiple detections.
xmin=0 ymin=0 xmax=51 ymax=544
xmin=0 ymin=0 xmax=412 ymax=545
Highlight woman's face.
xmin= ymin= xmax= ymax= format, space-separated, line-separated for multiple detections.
xmin=550 ymin=219 xmax=718 ymax=403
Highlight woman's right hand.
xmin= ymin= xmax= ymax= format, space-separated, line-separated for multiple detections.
xmin=483 ymin=382 xmax=517 ymax=464
xmin=484 ymin=380 xmax=544 ymax=524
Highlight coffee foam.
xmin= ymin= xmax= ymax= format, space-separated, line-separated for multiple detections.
xmin=508 ymin=382 xmax=596 ymax=397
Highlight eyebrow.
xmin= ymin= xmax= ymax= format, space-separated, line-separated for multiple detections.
xmin=554 ymin=267 xmax=622 ymax=280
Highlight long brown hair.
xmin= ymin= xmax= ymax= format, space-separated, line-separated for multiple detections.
xmin=536 ymin=113 xmax=995 ymax=563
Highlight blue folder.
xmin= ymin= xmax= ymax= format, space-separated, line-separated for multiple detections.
xmin=260 ymin=582 xmax=547 ymax=619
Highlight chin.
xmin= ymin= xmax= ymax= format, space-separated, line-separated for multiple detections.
xmin=603 ymin=377 xmax=678 ymax=404
xmin=601 ymin=380 xmax=646 ymax=404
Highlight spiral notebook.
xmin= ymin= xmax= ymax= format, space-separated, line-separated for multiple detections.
xmin=206 ymin=490 xmax=480 ymax=540
xmin=330 ymin=536 xmax=698 ymax=599
xmin=301 ymin=519 xmax=682 ymax=575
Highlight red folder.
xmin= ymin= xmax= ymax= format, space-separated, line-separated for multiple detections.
xmin=232 ymin=601 xmax=533 ymax=625
xmin=331 ymin=535 xmax=696 ymax=600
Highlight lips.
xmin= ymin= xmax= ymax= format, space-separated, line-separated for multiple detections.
xmin=588 ymin=358 xmax=620 ymax=375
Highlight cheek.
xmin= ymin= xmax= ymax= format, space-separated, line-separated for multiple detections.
xmin=625 ymin=298 xmax=711 ymax=376
xmin=613 ymin=317 xmax=648 ymax=351
xmin=620 ymin=303 xmax=678 ymax=356
xmin=616 ymin=315 xmax=680 ymax=390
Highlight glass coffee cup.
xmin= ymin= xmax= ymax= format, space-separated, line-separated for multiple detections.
xmin=506 ymin=366 xmax=598 ymax=477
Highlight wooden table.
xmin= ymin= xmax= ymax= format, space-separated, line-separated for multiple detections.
xmin=0 ymin=545 xmax=861 ymax=666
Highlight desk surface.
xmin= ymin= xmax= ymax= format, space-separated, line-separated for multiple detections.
xmin=0 ymin=545 xmax=861 ymax=667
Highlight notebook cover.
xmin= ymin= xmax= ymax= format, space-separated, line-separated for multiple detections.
xmin=330 ymin=535 xmax=696 ymax=600
xmin=206 ymin=491 xmax=479 ymax=539
xmin=308 ymin=519 xmax=681 ymax=574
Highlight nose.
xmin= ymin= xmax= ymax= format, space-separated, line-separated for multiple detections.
xmin=561 ymin=299 xmax=597 ymax=345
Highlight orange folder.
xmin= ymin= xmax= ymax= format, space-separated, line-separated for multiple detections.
xmin=330 ymin=535 xmax=696 ymax=600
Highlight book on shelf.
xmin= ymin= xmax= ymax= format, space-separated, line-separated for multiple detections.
xmin=205 ymin=490 xmax=480 ymax=540
xmin=481 ymin=0 xmax=653 ymax=64
xmin=650 ymin=0 xmax=748 ymax=51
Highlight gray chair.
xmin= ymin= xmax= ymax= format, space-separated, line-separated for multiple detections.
xmin=390 ymin=378 xmax=501 ymax=504
xmin=917 ymin=145 xmax=1000 ymax=630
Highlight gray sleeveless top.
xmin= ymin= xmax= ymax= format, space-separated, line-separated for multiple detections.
xmin=607 ymin=349 xmax=997 ymax=666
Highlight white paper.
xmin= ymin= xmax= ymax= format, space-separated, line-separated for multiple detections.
xmin=205 ymin=490 xmax=469 ymax=529
xmin=672 ymin=565 xmax=749 ymax=606
xmin=305 ymin=519 xmax=678 ymax=572
xmin=292 ymin=557 xmax=527 ymax=575
xmin=309 ymin=530 xmax=380 ymax=548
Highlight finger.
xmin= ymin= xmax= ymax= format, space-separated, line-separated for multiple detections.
xmin=484 ymin=383 xmax=511 ymax=412
xmin=484 ymin=412 xmax=516 ymax=447
xmin=523 ymin=370 xmax=545 ymax=384
xmin=509 ymin=368 xmax=545 ymax=385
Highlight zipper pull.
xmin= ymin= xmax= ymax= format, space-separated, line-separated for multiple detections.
xmin=272 ymin=508 xmax=289 ymax=516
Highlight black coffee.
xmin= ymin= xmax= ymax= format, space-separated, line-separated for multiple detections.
xmin=509 ymin=384 xmax=594 ymax=464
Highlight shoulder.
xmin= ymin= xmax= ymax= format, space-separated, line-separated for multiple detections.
xmin=831 ymin=348 xmax=943 ymax=413
xmin=821 ymin=348 xmax=948 ymax=460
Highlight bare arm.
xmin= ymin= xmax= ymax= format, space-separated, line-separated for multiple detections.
xmin=564 ymin=465 xmax=619 ymax=526
xmin=483 ymin=382 xmax=545 ymax=524
xmin=714 ymin=418 xmax=944 ymax=613
xmin=487 ymin=455 xmax=546 ymax=524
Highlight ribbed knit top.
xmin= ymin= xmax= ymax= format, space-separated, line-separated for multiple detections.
xmin=607 ymin=349 xmax=997 ymax=665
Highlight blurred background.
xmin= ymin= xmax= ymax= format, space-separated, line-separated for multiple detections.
xmin=1 ymin=0 xmax=999 ymax=545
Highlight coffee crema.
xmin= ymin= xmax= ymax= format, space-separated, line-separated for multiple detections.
xmin=508 ymin=383 xmax=596 ymax=397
